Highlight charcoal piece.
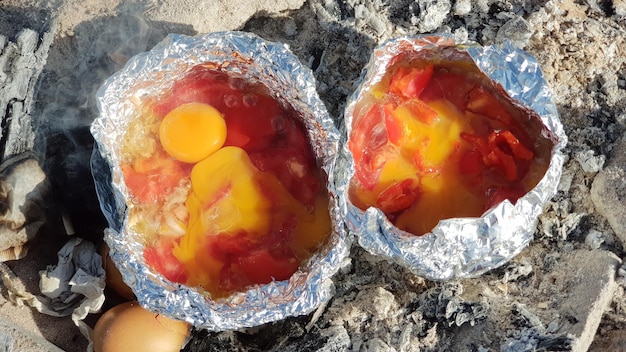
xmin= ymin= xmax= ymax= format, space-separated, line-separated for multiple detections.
xmin=0 ymin=19 xmax=56 ymax=260
xmin=0 ymin=22 xmax=55 ymax=159
xmin=417 ymin=283 xmax=488 ymax=328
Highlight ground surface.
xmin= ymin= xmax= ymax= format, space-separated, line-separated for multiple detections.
xmin=1 ymin=0 xmax=626 ymax=351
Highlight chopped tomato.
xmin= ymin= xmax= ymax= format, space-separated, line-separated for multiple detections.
xmin=249 ymin=145 xmax=321 ymax=208
xmin=154 ymin=67 xmax=233 ymax=117
xmin=348 ymin=104 xmax=389 ymax=189
xmin=384 ymin=104 xmax=403 ymax=145
xmin=462 ymin=130 xmax=534 ymax=181
xmin=413 ymin=149 xmax=442 ymax=174
xmin=210 ymin=233 xmax=255 ymax=260
xmin=385 ymin=100 xmax=438 ymax=147
xmin=354 ymin=150 xmax=390 ymax=191
xmin=121 ymin=149 xmax=189 ymax=204
xmin=419 ymin=71 xmax=476 ymax=110
xmin=389 ymin=64 xmax=434 ymax=99
xmin=154 ymin=66 xmax=288 ymax=152
xmin=238 ymin=248 xmax=300 ymax=284
xmin=144 ymin=238 xmax=188 ymax=284
xmin=213 ymin=217 xmax=300 ymax=291
xmin=460 ymin=132 xmax=489 ymax=154
xmin=487 ymin=148 xmax=518 ymax=181
xmin=488 ymin=130 xmax=534 ymax=161
xmin=349 ymin=104 xmax=387 ymax=161
xmin=405 ymin=99 xmax=438 ymax=124
xmin=376 ymin=178 xmax=420 ymax=214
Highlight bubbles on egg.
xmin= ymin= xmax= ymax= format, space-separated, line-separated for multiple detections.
xmin=228 ymin=76 xmax=246 ymax=90
xmin=271 ymin=114 xmax=287 ymax=133
xmin=242 ymin=93 xmax=258 ymax=108
xmin=224 ymin=94 xmax=240 ymax=108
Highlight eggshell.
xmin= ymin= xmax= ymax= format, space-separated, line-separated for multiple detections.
xmin=100 ymin=244 xmax=135 ymax=300
xmin=93 ymin=301 xmax=190 ymax=352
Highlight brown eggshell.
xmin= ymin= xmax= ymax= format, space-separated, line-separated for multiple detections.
xmin=93 ymin=301 xmax=190 ymax=352
xmin=100 ymin=243 xmax=135 ymax=300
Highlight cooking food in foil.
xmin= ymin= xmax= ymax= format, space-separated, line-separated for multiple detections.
xmin=91 ymin=31 xmax=347 ymax=330
xmin=341 ymin=35 xmax=567 ymax=280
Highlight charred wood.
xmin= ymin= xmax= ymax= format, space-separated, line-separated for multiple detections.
xmin=0 ymin=20 xmax=56 ymax=261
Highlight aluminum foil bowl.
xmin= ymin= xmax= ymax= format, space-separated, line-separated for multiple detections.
xmin=91 ymin=31 xmax=348 ymax=330
xmin=339 ymin=35 xmax=567 ymax=280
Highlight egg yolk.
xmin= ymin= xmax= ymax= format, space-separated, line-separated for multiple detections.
xmin=348 ymin=62 xmax=552 ymax=236
xmin=171 ymin=145 xmax=331 ymax=295
xmin=131 ymin=67 xmax=335 ymax=297
xmin=188 ymin=146 xmax=273 ymax=237
xmin=159 ymin=102 xmax=227 ymax=163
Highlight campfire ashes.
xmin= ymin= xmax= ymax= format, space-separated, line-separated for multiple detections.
xmin=0 ymin=1 xmax=625 ymax=352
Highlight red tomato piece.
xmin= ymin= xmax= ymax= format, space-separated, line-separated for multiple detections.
xmin=349 ymin=104 xmax=389 ymax=190
xmin=384 ymin=100 xmax=438 ymax=147
xmin=461 ymin=132 xmax=490 ymax=156
xmin=213 ymin=215 xmax=299 ymax=292
xmin=384 ymin=104 xmax=403 ymax=145
xmin=238 ymin=248 xmax=300 ymax=284
xmin=419 ymin=71 xmax=476 ymax=110
xmin=413 ymin=149 xmax=442 ymax=174
xmin=389 ymin=64 xmax=434 ymax=100
xmin=405 ymin=99 xmax=438 ymax=125
xmin=249 ymin=147 xmax=321 ymax=208
xmin=354 ymin=150 xmax=390 ymax=191
xmin=210 ymin=233 xmax=255 ymax=260
xmin=144 ymin=238 xmax=188 ymax=284
xmin=121 ymin=150 xmax=189 ymax=204
xmin=488 ymin=148 xmax=518 ymax=181
xmin=489 ymin=130 xmax=534 ymax=161
xmin=154 ymin=68 xmax=233 ymax=118
xmin=464 ymin=132 xmax=519 ymax=181
xmin=349 ymin=104 xmax=387 ymax=161
xmin=463 ymin=129 xmax=536 ymax=181
xmin=375 ymin=178 xmax=421 ymax=214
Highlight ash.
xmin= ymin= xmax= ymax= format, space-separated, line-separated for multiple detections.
xmin=187 ymin=1 xmax=626 ymax=351
xmin=1 ymin=0 xmax=625 ymax=351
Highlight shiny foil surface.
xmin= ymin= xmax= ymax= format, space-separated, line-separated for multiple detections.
xmin=91 ymin=31 xmax=348 ymax=330
xmin=339 ymin=35 xmax=567 ymax=280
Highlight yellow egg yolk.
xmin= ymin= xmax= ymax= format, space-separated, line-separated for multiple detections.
xmin=351 ymin=99 xmax=468 ymax=210
xmin=159 ymin=102 xmax=227 ymax=163
xmin=389 ymin=99 xmax=464 ymax=170
xmin=186 ymin=146 xmax=273 ymax=241
xmin=171 ymin=145 xmax=332 ymax=294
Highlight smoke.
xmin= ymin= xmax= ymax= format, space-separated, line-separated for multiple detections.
xmin=35 ymin=12 xmax=166 ymax=239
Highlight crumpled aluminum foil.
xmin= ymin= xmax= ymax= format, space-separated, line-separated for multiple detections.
xmin=339 ymin=35 xmax=567 ymax=280
xmin=90 ymin=31 xmax=348 ymax=330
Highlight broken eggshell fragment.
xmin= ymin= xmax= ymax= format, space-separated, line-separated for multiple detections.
xmin=90 ymin=31 xmax=347 ymax=330
xmin=340 ymin=35 xmax=567 ymax=280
